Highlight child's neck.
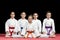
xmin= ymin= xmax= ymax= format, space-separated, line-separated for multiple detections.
xmin=47 ymin=18 xmax=50 ymax=20
xmin=34 ymin=18 xmax=37 ymax=20
xmin=11 ymin=18 xmax=14 ymax=19
xmin=29 ymin=22 xmax=32 ymax=24
xmin=21 ymin=18 xmax=25 ymax=19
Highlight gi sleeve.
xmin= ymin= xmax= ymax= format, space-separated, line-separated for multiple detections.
xmin=42 ymin=19 xmax=46 ymax=32
xmin=5 ymin=20 xmax=9 ymax=32
xmin=17 ymin=20 xmax=21 ymax=32
xmin=52 ymin=19 xmax=55 ymax=33
xmin=14 ymin=21 xmax=20 ymax=32
xmin=38 ymin=20 xmax=41 ymax=33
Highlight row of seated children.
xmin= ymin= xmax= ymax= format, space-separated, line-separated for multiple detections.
xmin=5 ymin=11 xmax=55 ymax=38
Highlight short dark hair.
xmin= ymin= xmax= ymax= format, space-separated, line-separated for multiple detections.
xmin=28 ymin=15 xmax=32 ymax=18
xmin=46 ymin=11 xmax=51 ymax=14
xmin=21 ymin=12 xmax=26 ymax=15
xmin=33 ymin=13 xmax=38 ymax=16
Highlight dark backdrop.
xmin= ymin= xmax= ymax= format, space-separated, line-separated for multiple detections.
xmin=0 ymin=0 xmax=60 ymax=34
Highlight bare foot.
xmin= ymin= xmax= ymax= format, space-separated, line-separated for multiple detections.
xmin=50 ymin=35 xmax=56 ymax=38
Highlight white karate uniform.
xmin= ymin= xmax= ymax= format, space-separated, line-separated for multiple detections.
xmin=5 ymin=18 xmax=18 ymax=37
xmin=18 ymin=19 xmax=28 ymax=35
xmin=32 ymin=19 xmax=41 ymax=37
xmin=42 ymin=18 xmax=55 ymax=36
xmin=26 ymin=22 xmax=35 ymax=38
xmin=26 ymin=22 xmax=35 ymax=31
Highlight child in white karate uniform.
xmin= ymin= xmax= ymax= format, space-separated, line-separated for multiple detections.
xmin=25 ymin=15 xmax=36 ymax=38
xmin=18 ymin=12 xmax=28 ymax=37
xmin=5 ymin=12 xmax=18 ymax=37
xmin=42 ymin=11 xmax=55 ymax=38
xmin=33 ymin=13 xmax=41 ymax=38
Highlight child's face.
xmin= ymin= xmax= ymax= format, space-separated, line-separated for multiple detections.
xmin=10 ymin=12 xmax=15 ymax=18
xmin=33 ymin=13 xmax=38 ymax=19
xmin=28 ymin=16 xmax=33 ymax=23
xmin=46 ymin=13 xmax=51 ymax=18
xmin=21 ymin=12 xmax=26 ymax=18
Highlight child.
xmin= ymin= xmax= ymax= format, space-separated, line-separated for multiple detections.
xmin=25 ymin=15 xmax=36 ymax=38
xmin=5 ymin=12 xmax=18 ymax=37
xmin=18 ymin=12 xmax=28 ymax=37
xmin=33 ymin=13 xmax=41 ymax=38
xmin=42 ymin=11 xmax=55 ymax=38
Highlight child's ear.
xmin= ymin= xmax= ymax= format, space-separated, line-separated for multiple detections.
xmin=37 ymin=16 xmax=38 ymax=18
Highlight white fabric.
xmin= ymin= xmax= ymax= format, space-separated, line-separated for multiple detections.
xmin=40 ymin=34 xmax=49 ymax=38
xmin=42 ymin=18 xmax=55 ymax=34
xmin=32 ymin=19 xmax=41 ymax=37
xmin=26 ymin=22 xmax=35 ymax=31
xmin=26 ymin=22 xmax=36 ymax=38
xmin=5 ymin=18 xmax=19 ymax=32
xmin=18 ymin=19 xmax=28 ymax=35
xmin=5 ymin=18 xmax=19 ymax=37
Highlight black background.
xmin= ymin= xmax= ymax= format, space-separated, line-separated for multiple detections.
xmin=0 ymin=0 xmax=60 ymax=34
